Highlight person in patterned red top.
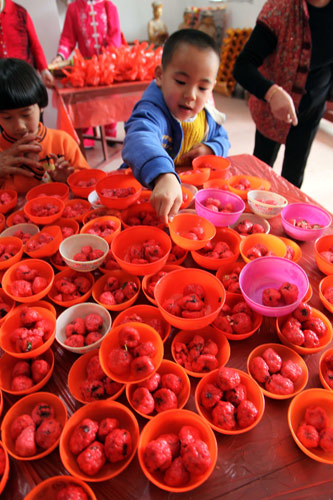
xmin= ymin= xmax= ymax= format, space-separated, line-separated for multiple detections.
xmin=0 ymin=0 xmax=54 ymax=88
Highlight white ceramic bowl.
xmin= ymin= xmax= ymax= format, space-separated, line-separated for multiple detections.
xmin=0 ymin=223 xmax=40 ymax=238
xmin=247 ymin=190 xmax=288 ymax=219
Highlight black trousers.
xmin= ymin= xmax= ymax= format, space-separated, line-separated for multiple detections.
xmin=253 ymin=98 xmax=327 ymax=188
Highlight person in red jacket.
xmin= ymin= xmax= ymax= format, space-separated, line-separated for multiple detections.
xmin=0 ymin=0 xmax=54 ymax=88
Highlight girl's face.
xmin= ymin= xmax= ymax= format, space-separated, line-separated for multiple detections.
xmin=0 ymin=104 xmax=40 ymax=139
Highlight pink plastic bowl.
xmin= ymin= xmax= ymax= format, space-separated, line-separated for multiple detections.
xmin=281 ymin=203 xmax=332 ymax=242
xmin=195 ymin=188 xmax=245 ymax=227
xmin=239 ymin=256 xmax=309 ymax=317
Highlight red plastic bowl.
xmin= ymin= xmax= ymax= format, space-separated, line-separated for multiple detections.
xmin=191 ymin=227 xmax=241 ymax=271
xmin=96 ymin=173 xmax=142 ymax=209
xmin=112 ymin=304 xmax=171 ymax=343
xmin=25 ymin=182 xmax=69 ymax=202
xmin=24 ymin=196 xmax=65 ymax=225
xmin=24 ymin=475 xmax=97 ymax=500
xmin=67 ymin=169 xmax=106 ymax=198
xmin=193 ymin=155 xmax=231 ymax=178
xmin=0 ymin=189 xmax=17 ymax=214
xmin=314 ymin=234 xmax=333 ymax=276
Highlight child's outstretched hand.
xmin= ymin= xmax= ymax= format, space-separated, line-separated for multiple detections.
xmin=178 ymin=143 xmax=214 ymax=165
xmin=149 ymin=173 xmax=183 ymax=225
xmin=48 ymin=154 xmax=74 ymax=183
xmin=0 ymin=134 xmax=42 ymax=178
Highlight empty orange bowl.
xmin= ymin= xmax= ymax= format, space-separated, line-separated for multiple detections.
xmin=228 ymin=175 xmax=271 ymax=200
xmin=247 ymin=343 xmax=308 ymax=399
xmin=24 ymin=196 xmax=65 ymax=225
xmin=240 ymin=233 xmax=287 ymax=263
xmin=288 ymin=388 xmax=333 ymax=464
xmin=56 ymin=302 xmax=112 ymax=354
xmin=111 ymin=225 xmax=172 ymax=276
xmin=168 ymin=212 xmax=216 ymax=251
xmin=179 ymin=167 xmax=210 ymax=186
xmin=319 ymin=348 xmax=333 ymax=391
xmin=59 ymin=400 xmax=139 ymax=482
xmin=314 ymin=234 xmax=333 ymax=276
xmin=80 ymin=215 xmax=121 ymax=244
xmin=0 ymin=236 xmax=23 ymax=270
xmin=0 ymin=441 xmax=9 ymax=495
xmin=48 ymin=268 xmax=94 ymax=307
xmin=96 ymin=173 xmax=142 ymax=209
xmin=126 ymin=359 xmax=191 ymax=420
xmin=319 ymin=275 xmax=333 ymax=314
xmin=0 ymin=306 xmax=56 ymax=359
xmin=59 ymin=233 xmax=109 ymax=272
xmin=0 ymin=348 xmax=54 ymax=395
xmin=24 ymin=475 xmax=97 ymax=500
xmin=154 ymin=267 xmax=226 ymax=330
xmin=195 ymin=368 xmax=265 ymax=435
xmin=24 ymin=225 xmax=63 ymax=259
xmin=62 ymin=199 xmax=92 ymax=222
xmin=138 ymin=408 xmax=217 ymax=493
xmin=112 ymin=304 xmax=171 ymax=343
xmin=193 ymin=155 xmax=231 ymax=177
xmin=2 ymin=258 xmax=54 ymax=303
xmin=1 ymin=392 xmax=67 ymax=461
xmin=171 ymin=326 xmax=230 ymax=378
xmin=276 ymin=307 xmax=333 ymax=355
xmin=25 ymin=182 xmax=69 ymax=201
xmin=142 ymin=264 xmax=182 ymax=306
xmin=92 ymin=269 xmax=140 ymax=311
xmin=67 ymin=169 xmax=107 ymax=198
xmin=68 ymin=349 xmax=125 ymax=404
xmin=99 ymin=322 xmax=164 ymax=384
xmin=191 ymin=227 xmax=241 ymax=271
xmin=0 ymin=189 xmax=17 ymax=214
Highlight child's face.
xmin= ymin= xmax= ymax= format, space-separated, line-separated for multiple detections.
xmin=155 ymin=43 xmax=219 ymax=121
xmin=0 ymin=104 xmax=40 ymax=139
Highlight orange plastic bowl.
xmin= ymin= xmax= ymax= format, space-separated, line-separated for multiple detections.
xmin=314 ymin=234 xmax=333 ymax=276
xmin=179 ymin=167 xmax=210 ymax=186
xmin=0 ymin=441 xmax=9 ymax=495
xmin=279 ymin=236 xmax=302 ymax=263
xmin=0 ymin=306 xmax=56 ymax=359
xmin=121 ymin=202 xmax=164 ymax=229
xmin=82 ymin=207 xmax=121 ymax=225
xmin=171 ymin=326 xmax=230 ymax=378
xmin=24 ymin=225 xmax=63 ymax=259
xmin=6 ymin=209 xmax=31 ymax=226
xmin=319 ymin=275 xmax=333 ymax=314
xmin=80 ymin=215 xmax=121 ymax=244
xmin=142 ymin=264 xmax=182 ymax=306
xmin=180 ymin=185 xmax=195 ymax=210
xmin=154 ymin=267 xmax=226 ymax=330
xmin=228 ymin=175 xmax=271 ymax=200
xmin=0 ymin=222 xmax=39 ymax=240
xmin=1 ymin=392 xmax=67 ymax=461
xmin=59 ymin=233 xmax=109 ymax=272
xmin=54 ymin=217 xmax=80 ymax=237
xmin=67 ymin=169 xmax=107 ymax=198
xmin=0 ymin=213 xmax=5 ymax=232
xmin=0 ymin=236 xmax=23 ymax=270
xmin=99 ymin=322 xmax=164 ymax=384
xmin=112 ymin=304 xmax=171 ymax=343
xmin=212 ymin=293 xmax=263 ymax=341
xmin=0 ymin=390 xmax=2 ymax=419
xmin=2 ymin=258 xmax=54 ymax=303
xmin=92 ymin=270 xmax=140 ymax=311
xmin=111 ymin=226 xmax=172 ymax=276
xmin=25 ymin=182 xmax=69 ymax=202
xmin=62 ymin=199 xmax=92 ymax=222
xmin=0 ymin=288 xmax=15 ymax=325
xmin=195 ymin=368 xmax=265 ymax=435
xmin=48 ymin=268 xmax=94 ymax=307
xmin=68 ymin=349 xmax=125 ymax=404
xmin=216 ymin=260 xmax=246 ymax=292
xmin=24 ymin=196 xmax=65 ymax=225
xmin=0 ymin=189 xmax=17 ymax=214
xmin=191 ymin=227 xmax=241 ymax=271
xmin=24 ymin=475 xmax=97 ymax=500
xmin=167 ymin=242 xmax=188 ymax=266
xmin=13 ymin=300 xmax=56 ymax=317
xmin=138 ymin=408 xmax=217 ymax=493
xmin=126 ymin=359 xmax=191 ymax=420
xmin=203 ymin=178 xmax=229 ymax=190
xmin=193 ymin=155 xmax=231 ymax=178
xmin=240 ymin=233 xmax=287 ymax=263
xmin=288 ymin=388 xmax=333 ymax=464
xmin=247 ymin=343 xmax=308 ymax=400
xmin=96 ymin=173 xmax=142 ymax=209
xmin=319 ymin=348 xmax=333 ymax=392
xmin=168 ymin=213 xmax=216 ymax=251
xmin=0 ymin=348 xmax=54 ymax=395
xmin=59 ymin=400 xmax=139 ymax=482
xmin=276 ymin=307 xmax=333 ymax=355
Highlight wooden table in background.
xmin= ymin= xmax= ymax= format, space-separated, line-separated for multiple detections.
xmin=2 ymin=154 xmax=333 ymax=500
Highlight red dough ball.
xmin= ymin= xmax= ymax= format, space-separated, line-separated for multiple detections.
xmin=281 ymin=324 xmax=305 ymax=346
xmin=262 ymin=288 xmax=281 ymax=307
xmin=97 ymin=417 xmax=119 ymax=442
xmin=65 ymin=335 xmax=85 ymax=348
xmin=20 ymin=307 xmax=43 ymax=327
xmin=224 ymin=383 xmax=247 ymax=407
xmin=85 ymin=313 xmax=103 ymax=332
xmin=11 ymin=375 xmax=34 ymax=392
xmin=130 ymin=355 xmax=155 ymax=378
xmin=35 ymin=418 xmax=62 ymax=449
xmin=108 ymin=348 xmax=133 ymax=375
xmin=279 ymin=282 xmax=299 ymax=305
xmin=85 ymin=331 xmax=103 ymax=345
xmin=86 ymin=355 xmax=105 ymax=381
xmin=236 ymin=400 xmax=258 ymax=428
xmin=31 ymin=359 xmax=50 ymax=384
xmin=158 ymin=433 xmax=180 ymax=459
xmin=56 ymin=485 xmax=89 ymax=500
xmin=212 ymin=400 xmax=236 ymax=430
xmin=319 ymin=428 xmax=333 ymax=452
xmin=304 ymin=405 xmax=329 ymax=432
xmin=118 ymin=325 xmax=140 ymax=349
xmin=80 ymin=380 xmax=105 ymax=402
xmin=303 ymin=329 xmax=320 ymax=348
xmin=77 ymin=441 xmax=106 ymax=475
xmin=160 ymin=373 xmax=182 ymax=395
xmin=133 ymin=341 xmax=156 ymax=358
xmin=69 ymin=418 xmax=99 ymax=455
xmin=250 ymin=356 xmax=270 ymax=384
xmin=138 ymin=372 xmax=161 ymax=392
xmin=280 ymin=360 xmax=303 ymax=382
xmin=103 ymin=378 xmax=123 ymax=397
xmin=262 ymin=347 xmax=282 ymax=374
xmin=15 ymin=425 xmax=37 ymax=457
xmin=265 ymin=374 xmax=294 ymax=395
xmin=12 ymin=360 xmax=31 ymax=378
xmin=104 ymin=428 xmax=132 ymax=463
xmin=217 ymin=367 xmax=241 ymax=391
xmin=10 ymin=414 xmax=35 ymax=440
xmin=293 ymin=302 xmax=312 ymax=322
xmin=200 ymin=383 xmax=223 ymax=410
xmin=231 ymin=312 xmax=252 ymax=334
xmin=164 ymin=456 xmax=190 ymax=487
xmin=182 ymin=439 xmax=212 ymax=475
xmin=132 ymin=387 xmax=155 ymax=414
xmin=154 ymin=388 xmax=178 ymax=413
xmin=297 ymin=423 xmax=320 ymax=448
xmin=179 ymin=425 xmax=201 ymax=454
xmin=302 ymin=318 xmax=327 ymax=338
xmin=144 ymin=438 xmax=172 ymax=472
xmin=31 ymin=402 xmax=55 ymax=426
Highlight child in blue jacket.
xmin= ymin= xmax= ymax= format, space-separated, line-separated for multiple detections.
xmin=122 ymin=29 xmax=230 ymax=224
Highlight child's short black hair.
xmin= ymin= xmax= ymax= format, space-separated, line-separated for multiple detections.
xmin=0 ymin=58 xmax=48 ymax=111
xmin=162 ymin=29 xmax=220 ymax=69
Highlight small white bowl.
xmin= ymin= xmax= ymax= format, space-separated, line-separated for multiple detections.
xmin=0 ymin=223 xmax=40 ymax=238
xmin=56 ymin=302 xmax=112 ymax=354
xmin=59 ymin=233 xmax=109 ymax=272
xmin=88 ymin=190 xmax=103 ymax=209
xmin=229 ymin=213 xmax=270 ymax=236
xmin=247 ymin=190 xmax=288 ymax=219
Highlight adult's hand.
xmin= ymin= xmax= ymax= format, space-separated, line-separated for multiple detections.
xmin=0 ymin=135 xmax=42 ymax=177
xmin=266 ymin=85 xmax=298 ymax=126
xmin=41 ymin=69 xmax=55 ymax=88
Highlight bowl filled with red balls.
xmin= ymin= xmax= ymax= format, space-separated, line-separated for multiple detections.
xmin=1 ymin=392 xmax=67 ymax=461
xmin=191 ymin=227 xmax=241 ymax=271
xmin=319 ymin=275 xmax=333 ymax=314
xmin=59 ymin=400 xmax=139 ymax=482
xmin=67 ymin=168 xmax=106 ymax=198
xmin=247 ymin=343 xmax=308 ymax=400
xmin=229 ymin=212 xmax=270 ymax=237
xmin=288 ymin=388 xmax=333 ymax=464
xmin=24 ymin=475 xmax=97 ymax=500
xmin=0 ymin=189 xmax=17 ymax=214
xmin=247 ymin=190 xmax=288 ymax=219
xmin=56 ymin=302 xmax=112 ymax=354
xmin=227 ymin=175 xmax=271 ymax=200
xmin=281 ymin=203 xmax=332 ymax=242
xmin=168 ymin=212 xmax=216 ymax=251
xmin=99 ymin=322 xmax=164 ymax=384
xmin=96 ymin=172 xmax=142 ymax=209
xmin=195 ymin=188 xmax=245 ymax=227
xmin=276 ymin=302 xmax=333 ymax=355
xmin=68 ymin=349 xmax=125 ymax=404
xmin=142 ymin=264 xmax=182 ymax=306
xmin=92 ymin=269 xmax=140 ymax=312
xmin=195 ymin=366 xmax=265 ymax=435
xmin=48 ymin=268 xmax=94 ymax=307
xmin=154 ymin=267 xmax=226 ymax=330
xmin=59 ymin=233 xmax=109 ymax=272
xmin=319 ymin=349 xmax=333 ymax=392
xmin=239 ymin=233 xmax=287 ymax=264
xmin=25 ymin=182 xmax=69 ymax=202
xmin=239 ymin=256 xmax=309 ymax=317
xmin=80 ymin=215 xmax=121 ymax=245
xmin=314 ymin=234 xmax=333 ymax=276
xmin=24 ymin=196 xmax=65 ymax=225
xmin=138 ymin=408 xmax=218 ymax=493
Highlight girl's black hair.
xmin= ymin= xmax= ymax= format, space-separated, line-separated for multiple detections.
xmin=0 ymin=58 xmax=48 ymax=110
xmin=161 ymin=29 xmax=220 ymax=69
